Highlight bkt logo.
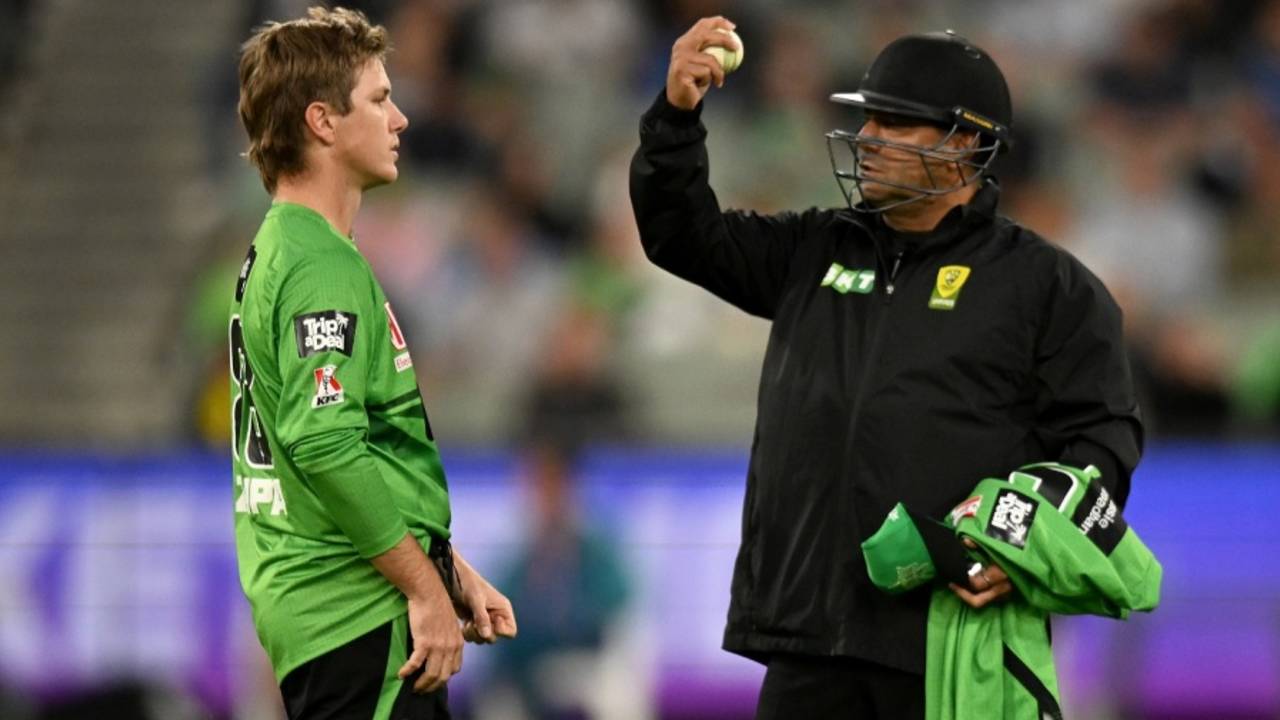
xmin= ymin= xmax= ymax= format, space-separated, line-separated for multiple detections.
xmin=821 ymin=263 xmax=875 ymax=295
xmin=235 ymin=476 xmax=287 ymax=516
xmin=294 ymin=310 xmax=358 ymax=358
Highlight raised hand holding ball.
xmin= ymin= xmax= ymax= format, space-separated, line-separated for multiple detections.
xmin=703 ymin=28 xmax=744 ymax=74
xmin=666 ymin=17 xmax=742 ymax=110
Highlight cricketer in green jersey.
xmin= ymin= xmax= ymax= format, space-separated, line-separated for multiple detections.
xmin=233 ymin=8 xmax=515 ymax=719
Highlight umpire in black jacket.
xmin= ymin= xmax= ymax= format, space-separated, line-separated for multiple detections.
xmin=630 ymin=18 xmax=1143 ymax=719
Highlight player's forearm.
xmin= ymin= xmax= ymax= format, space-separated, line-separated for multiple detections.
xmin=291 ymin=429 xmax=410 ymax=558
xmin=371 ymin=532 xmax=449 ymax=603
xmin=451 ymin=547 xmax=490 ymax=590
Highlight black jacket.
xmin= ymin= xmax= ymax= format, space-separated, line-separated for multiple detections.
xmin=629 ymin=93 xmax=1143 ymax=674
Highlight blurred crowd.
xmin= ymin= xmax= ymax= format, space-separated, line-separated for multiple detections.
xmin=186 ymin=0 xmax=1280 ymax=455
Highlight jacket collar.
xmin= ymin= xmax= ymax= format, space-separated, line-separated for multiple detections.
xmin=869 ymin=179 xmax=1001 ymax=252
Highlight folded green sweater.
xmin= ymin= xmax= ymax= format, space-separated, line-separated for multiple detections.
xmin=862 ymin=463 xmax=1162 ymax=719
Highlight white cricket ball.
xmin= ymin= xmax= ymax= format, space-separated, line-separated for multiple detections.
xmin=703 ymin=28 xmax=744 ymax=74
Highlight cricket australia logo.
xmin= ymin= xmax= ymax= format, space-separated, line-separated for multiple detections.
xmin=294 ymin=310 xmax=358 ymax=357
xmin=986 ymin=489 xmax=1037 ymax=549
xmin=312 ymin=365 xmax=345 ymax=408
xmin=929 ymin=265 xmax=971 ymax=310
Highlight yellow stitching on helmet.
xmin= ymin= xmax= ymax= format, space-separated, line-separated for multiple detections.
xmin=960 ymin=111 xmax=995 ymax=130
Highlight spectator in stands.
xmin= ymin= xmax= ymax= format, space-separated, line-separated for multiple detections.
xmin=487 ymin=439 xmax=632 ymax=719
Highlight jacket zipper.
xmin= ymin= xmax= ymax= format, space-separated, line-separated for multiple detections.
xmin=834 ymin=249 xmax=896 ymax=649
xmin=849 ymin=249 xmax=903 ymax=452
xmin=885 ymin=251 xmax=904 ymax=299
xmin=850 ymin=237 xmax=904 ymax=456
xmin=829 ymin=230 xmax=906 ymax=639
xmin=845 ymin=306 xmax=889 ymax=458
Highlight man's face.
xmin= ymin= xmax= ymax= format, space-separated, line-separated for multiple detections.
xmin=854 ymin=111 xmax=972 ymax=207
xmin=333 ymin=59 xmax=408 ymax=190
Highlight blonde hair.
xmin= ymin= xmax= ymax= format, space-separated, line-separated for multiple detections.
xmin=238 ymin=6 xmax=389 ymax=193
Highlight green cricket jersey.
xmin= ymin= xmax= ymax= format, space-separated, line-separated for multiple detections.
xmin=862 ymin=463 xmax=1161 ymax=720
xmin=229 ymin=201 xmax=451 ymax=682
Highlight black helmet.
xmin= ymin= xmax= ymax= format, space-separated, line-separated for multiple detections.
xmin=835 ymin=31 xmax=1012 ymax=145
xmin=826 ymin=31 xmax=1013 ymax=213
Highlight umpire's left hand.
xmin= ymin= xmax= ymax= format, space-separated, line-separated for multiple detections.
xmin=948 ymin=538 xmax=1014 ymax=608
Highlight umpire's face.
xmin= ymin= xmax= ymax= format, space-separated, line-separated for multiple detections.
xmin=855 ymin=111 xmax=978 ymax=208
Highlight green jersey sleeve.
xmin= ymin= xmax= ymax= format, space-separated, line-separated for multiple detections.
xmin=273 ymin=254 xmax=408 ymax=558
xmin=272 ymin=253 xmax=370 ymax=450
xmin=955 ymin=463 xmax=1162 ymax=618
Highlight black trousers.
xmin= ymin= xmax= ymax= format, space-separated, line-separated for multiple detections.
xmin=755 ymin=654 xmax=925 ymax=720
xmin=280 ymin=617 xmax=450 ymax=720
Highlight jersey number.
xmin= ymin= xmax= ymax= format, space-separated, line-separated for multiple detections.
xmin=230 ymin=315 xmax=274 ymax=468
